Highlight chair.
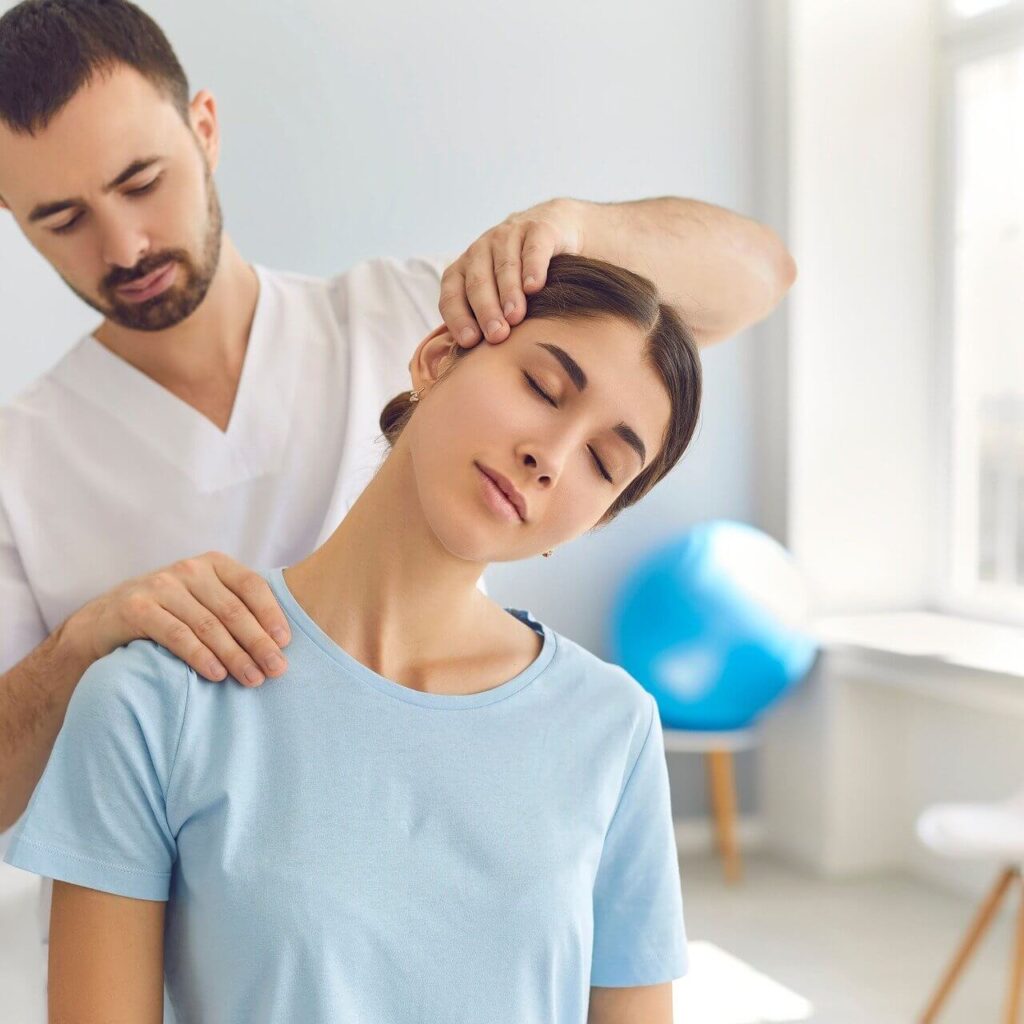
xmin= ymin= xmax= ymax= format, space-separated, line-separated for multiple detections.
xmin=662 ymin=726 xmax=760 ymax=884
xmin=915 ymin=786 xmax=1024 ymax=1023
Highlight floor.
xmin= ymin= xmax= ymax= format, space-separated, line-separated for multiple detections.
xmin=674 ymin=850 xmax=1020 ymax=1023
xmin=1 ymin=850 xmax=1018 ymax=1023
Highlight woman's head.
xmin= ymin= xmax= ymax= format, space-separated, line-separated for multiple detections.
xmin=378 ymin=253 xmax=702 ymax=563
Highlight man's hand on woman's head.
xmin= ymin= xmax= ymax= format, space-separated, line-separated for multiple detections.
xmin=63 ymin=552 xmax=291 ymax=688
xmin=439 ymin=197 xmax=584 ymax=349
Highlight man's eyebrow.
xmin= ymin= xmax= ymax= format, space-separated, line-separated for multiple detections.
xmin=28 ymin=157 xmax=162 ymax=223
xmin=534 ymin=341 xmax=647 ymax=468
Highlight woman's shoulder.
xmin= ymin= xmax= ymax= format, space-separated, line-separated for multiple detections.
xmin=71 ymin=638 xmax=191 ymax=729
xmin=539 ymin=620 xmax=655 ymax=727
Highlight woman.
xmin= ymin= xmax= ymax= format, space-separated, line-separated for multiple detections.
xmin=5 ymin=254 xmax=702 ymax=1023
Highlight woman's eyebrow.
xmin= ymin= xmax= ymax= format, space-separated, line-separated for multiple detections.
xmin=533 ymin=341 xmax=647 ymax=468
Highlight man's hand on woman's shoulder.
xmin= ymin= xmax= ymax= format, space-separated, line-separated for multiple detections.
xmin=62 ymin=551 xmax=291 ymax=689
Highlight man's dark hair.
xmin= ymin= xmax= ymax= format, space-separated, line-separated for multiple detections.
xmin=0 ymin=0 xmax=190 ymax=135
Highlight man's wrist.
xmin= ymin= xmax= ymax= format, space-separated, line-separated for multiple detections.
xmin=52 ymin=608 xmax=99 ymax=684
xmin=556 ymin=196 xmax=621 ymax=267
xmin=519 ymin=196 xmax=587 ymax=248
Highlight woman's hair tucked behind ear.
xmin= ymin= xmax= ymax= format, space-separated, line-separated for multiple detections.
xmin=378 ymin=253 xmax=703 ymax=529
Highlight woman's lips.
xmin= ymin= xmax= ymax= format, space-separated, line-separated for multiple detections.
xmin=477 ymin=464 xmax=523 ymax=523
xmin=116 ymin=261 xmax=176 ymax=303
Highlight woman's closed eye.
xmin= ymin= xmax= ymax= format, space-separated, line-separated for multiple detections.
xmin=522 ymin=371 xmax=614 ymax=484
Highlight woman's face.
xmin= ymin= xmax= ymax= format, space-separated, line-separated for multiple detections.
xmin=403 ymin=313 xmax=672 ymax=564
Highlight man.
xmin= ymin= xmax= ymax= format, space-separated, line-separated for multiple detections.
xmin=0 ymin=0 xmax=794 ymax=960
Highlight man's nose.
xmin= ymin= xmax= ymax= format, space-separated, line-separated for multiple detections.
xmin=98 ymin=214 xmax=149 ymax=271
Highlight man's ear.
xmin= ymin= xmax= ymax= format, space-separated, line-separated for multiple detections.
xmin=408 ymin=323 xmax=459 ymax=396
xmin=189 ymin=89 xmax=220 ymax=173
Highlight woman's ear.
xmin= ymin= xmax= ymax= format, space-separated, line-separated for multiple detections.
xmin=408 ymin=323 xmax=460 ymax=397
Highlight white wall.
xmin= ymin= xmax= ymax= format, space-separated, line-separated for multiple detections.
xmin=0 ymin=0 xmax=769 ymax=819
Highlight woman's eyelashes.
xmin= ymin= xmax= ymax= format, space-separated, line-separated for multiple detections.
xmin=521 ymin=371 xmax=614 ymax=484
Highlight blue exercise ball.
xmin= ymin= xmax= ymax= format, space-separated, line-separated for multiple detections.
xmin=609 ymin=519 xmax=819 ymax=731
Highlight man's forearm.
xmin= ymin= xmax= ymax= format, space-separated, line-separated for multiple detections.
xmin=0 ymin=618 xmax=92 ymax=831
xmin=572 ymin=196 xmax=797 ymax=346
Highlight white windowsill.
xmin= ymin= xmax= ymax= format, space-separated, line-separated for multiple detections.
xmin=809 ymin=611 xmax=1024 ymax=717
xmin=813 ymin=611 xmax=1024 ymax=679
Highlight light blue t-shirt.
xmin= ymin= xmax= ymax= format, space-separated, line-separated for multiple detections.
xmin=5 ymin=567 xmax=687 ymax=1023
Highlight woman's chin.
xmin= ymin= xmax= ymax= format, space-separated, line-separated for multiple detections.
xmin=427 ymin=516 xmax=525 ymax=566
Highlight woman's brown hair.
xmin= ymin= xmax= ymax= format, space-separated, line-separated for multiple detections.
xmin=379 ymin=253 xmax=702 ymax=529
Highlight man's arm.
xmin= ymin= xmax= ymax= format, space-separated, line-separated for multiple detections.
xmin=49 ymin=881 xmax=165 ymax=1024
xmin=0 ymin=623 xmax=91 ymax=832
xmin=0 ymin=552 xmax=292 ymax=832
xmin=572 ymin=196 xmax=797 ymax=346
xmin=588 ymin=982 xmax=674 ymax=1023
xmin=438 ymin=196 xmax=797 ymax=350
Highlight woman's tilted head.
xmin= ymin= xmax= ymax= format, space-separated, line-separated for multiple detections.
xmin=378 ymin=254 xmax=702 ymax=563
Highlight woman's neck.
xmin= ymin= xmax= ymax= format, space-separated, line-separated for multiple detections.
xmin=283 ymin=444 xmax=506 ymax=691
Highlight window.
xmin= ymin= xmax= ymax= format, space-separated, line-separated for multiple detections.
xmin=939 ymin=4 xmax=1024 ymax=623
xmin=949 ymin=0 xmax=1016 ymax=17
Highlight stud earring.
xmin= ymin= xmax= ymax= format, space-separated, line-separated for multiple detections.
xmin=408 ymin=388 xmax=421 ymax=403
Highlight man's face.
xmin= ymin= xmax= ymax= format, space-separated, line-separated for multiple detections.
xmin=0 ymin=64 xmax=222 ymax=331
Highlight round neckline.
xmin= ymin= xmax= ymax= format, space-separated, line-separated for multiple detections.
xmin=267 ymin=566 xmax=557 ymax=709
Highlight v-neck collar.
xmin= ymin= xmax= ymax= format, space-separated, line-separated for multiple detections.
xmin=53 ymin=264 xmax=296 ymax=492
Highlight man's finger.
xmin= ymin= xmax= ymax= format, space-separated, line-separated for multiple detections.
xmin=438 ymin=266 xmax=482 ymax=348
xmin=201 ymin=559 xmax=290 ymax=680
xmin=520 ymin=220 xmax=558 ymax=294
xmin=462 ymin=242 xmax=510 ymax=344
xmin=157 ymin=586 xmax=271 ymax=687
xmin=493 ymin=232 xmax=526 ymax=328
xmin=135 ymin=602 xmax=228 ymax=684
xmin=169 ymin=554 xmax=287 ymax=684
xmin=205 ymin=552 xmax=291 ymax=647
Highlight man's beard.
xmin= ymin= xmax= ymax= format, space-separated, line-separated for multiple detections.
xmin=65 ymin=171 xmax=224 ymax=332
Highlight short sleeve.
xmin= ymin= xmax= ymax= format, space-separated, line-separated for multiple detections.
xmin=380 ymin=253 xmax=455 ymax=336
xmin=0 ymin=492 xmax=48 ymax=675
xmin=2 ymin=639 xmax=188 ymax=901
xmin=591 ymin=694 xmax=689 ymax=986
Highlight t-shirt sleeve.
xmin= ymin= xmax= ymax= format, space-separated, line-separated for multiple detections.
xmin=591 ymin=693 xmax=689 ymax=987
xmin=0 ymin=492 xmax=48 ymax=676
xmin=0 ymin=495 xmax=50 ymax=856
xmin=2 ymin=640 xmax=188 ymax=901
xmin=380 ymin=252 xmax=455 ymax=336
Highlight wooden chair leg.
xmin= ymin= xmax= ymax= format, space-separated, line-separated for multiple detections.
xmin=705 ymin=749 xmax=742 ymax=884
xmin=919 ymin=865 xmax=1019 ymax=1023
xmin=1005 ymin=869 xmax=1024 ymax=1024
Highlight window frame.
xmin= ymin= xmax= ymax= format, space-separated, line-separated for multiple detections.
xmin=934 ymin=0 xmax=1024 ymax=626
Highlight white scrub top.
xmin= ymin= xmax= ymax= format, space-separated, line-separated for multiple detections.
xmin=0 ymin=253 xmax=485 ymax=923
xmin=0 ymin=255 xmax=465 ymax=664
